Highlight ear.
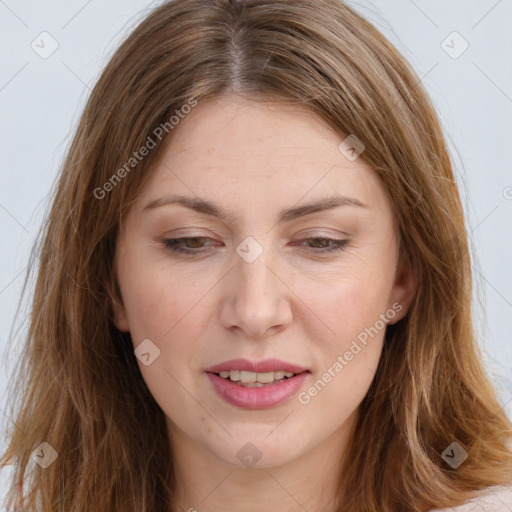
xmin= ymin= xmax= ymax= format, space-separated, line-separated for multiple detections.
xmin=387 ymin=249 xmax=417 ymax=325
xmin=112 ymin=234 xmax=130 ymax=332
xmin=112 ymin=294 xmax=130 ymax=332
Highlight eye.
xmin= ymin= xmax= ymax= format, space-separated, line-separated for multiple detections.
xmin=163 ymin=237 xmax=217 ymax=255
xmin=163 ymin=236 xmax=349 ymax=256
xmin=292 ymin=237 xmax=349 ymax=253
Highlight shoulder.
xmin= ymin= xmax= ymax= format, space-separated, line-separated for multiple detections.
xmin=430 ymin=485 xmax=512 ymax=511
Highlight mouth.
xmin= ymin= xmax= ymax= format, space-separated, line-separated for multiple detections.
xmin=211 ymin=369 xmax=304 ymax=387
xmin=204 ymin=358 xmax=310 ymax=409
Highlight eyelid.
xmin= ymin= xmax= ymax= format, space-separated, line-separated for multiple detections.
xmin=162 ymin=235 xmax=351 ymax=257
xmin=294 ymin=228 xmax=352 ymax=238
xmin=160 ymin=230 xmax=350 ymax=245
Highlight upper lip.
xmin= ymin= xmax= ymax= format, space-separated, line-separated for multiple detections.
xmin=204 ymin=358 xmax=308 ymax=374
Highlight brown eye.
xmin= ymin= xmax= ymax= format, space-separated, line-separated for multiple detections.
xmin=163 ymin=237 xmax=216 ymax=255
xmin=293 ymin=238 xmax=349 ymax=253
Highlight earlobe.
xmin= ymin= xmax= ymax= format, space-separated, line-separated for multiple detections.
xmin=388 ymin=253 xmax=418 ymax=325
xmin=113 ymin=297 xmax=130 ymax=332
xmin=112 ymin=246 xmax=130 ymax=332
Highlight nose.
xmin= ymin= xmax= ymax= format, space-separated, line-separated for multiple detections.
xmin=219 ymin=242 xmax=293 ymax=339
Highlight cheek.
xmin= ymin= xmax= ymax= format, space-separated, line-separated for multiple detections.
xmin=297 ymin=283 xmax=387 ymax=425
xmin=123 ymin=283 xmax=174 ymax=340
xmin=122 ymin=270 xmax=204 ymax=420
xmin=296 ymin=259 xmax=392 ymax=408
xmin=118 ymin=258 xmax=212 ymax=395
xmin=302 ymin=345 xmax=382 ymax=430
xmin=308 ymin=266 xmax=393 ymax=344
xmin=316 ymin=282 xmax=386 ymax=387
xmin=117 ymin=251 xmax=192 ymax=341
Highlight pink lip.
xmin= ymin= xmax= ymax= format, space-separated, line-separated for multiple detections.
xmin=204 ymin=358 xmax=308 ymax=374
xmin=206 ymin=372 xmax=309 ymax=410
xmin=204 ymin=358 xmax=310 ymax=410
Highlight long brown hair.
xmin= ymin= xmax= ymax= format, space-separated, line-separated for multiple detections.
xmin=2 ymin=0 xmax=511 ymax=510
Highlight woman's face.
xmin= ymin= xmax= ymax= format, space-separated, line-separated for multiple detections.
xmin=114 ymin=95 xmax=416 ymax=469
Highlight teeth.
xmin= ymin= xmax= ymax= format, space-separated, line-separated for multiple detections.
xmin=218 ymin=370 xmax=296 ymax=383
xmin=252 ymin=371 xmax=274 ymax=384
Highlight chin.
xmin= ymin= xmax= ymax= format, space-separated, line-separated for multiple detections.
xmin=207 ymin=435 xmax=304 ymax=470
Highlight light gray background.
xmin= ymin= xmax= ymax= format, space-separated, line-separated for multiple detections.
xmin=1 ymin=0 xmax=511 ymax=497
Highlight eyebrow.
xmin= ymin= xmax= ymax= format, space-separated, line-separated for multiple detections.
xmin=143 ymin=193 xmax=368 ymax=223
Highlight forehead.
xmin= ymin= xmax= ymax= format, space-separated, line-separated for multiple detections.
xmin=166 ymin=95 xmax=345 ymax=167
xmin=132 ymin=95 xmax=392 ymax=220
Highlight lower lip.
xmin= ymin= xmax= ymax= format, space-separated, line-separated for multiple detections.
xmin=206 ymin=372 xmax=309 ymax=410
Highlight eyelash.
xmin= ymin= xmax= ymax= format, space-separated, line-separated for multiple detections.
xmin=163 ymin=237 xmax=349 ymax=256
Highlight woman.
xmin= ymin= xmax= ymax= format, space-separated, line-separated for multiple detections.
xmin=2 ymin=0 xmax=511 ymax=510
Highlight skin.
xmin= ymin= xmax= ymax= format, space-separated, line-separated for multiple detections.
xmin=114 ymin=95 xmax=417 ymax=512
